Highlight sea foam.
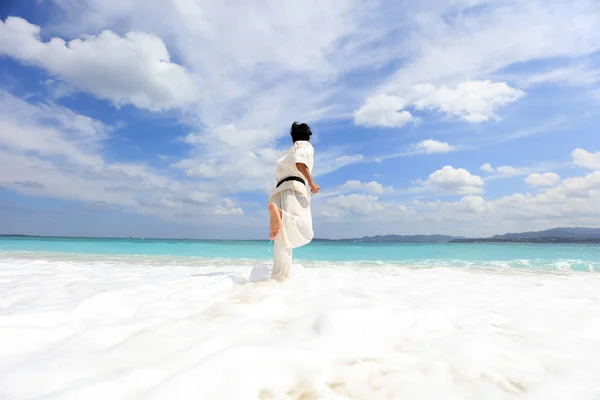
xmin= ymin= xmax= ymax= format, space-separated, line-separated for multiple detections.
xmin=1 ymin=253 xmax=599 ymax=399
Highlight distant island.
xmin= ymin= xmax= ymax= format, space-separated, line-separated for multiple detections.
xmin=314 ymin=234 xmax=462 ymax=243
xmin=317 ymin=227 xmax=600 ymax=244
xmin=449 ymin=227 xmax=600 ymax=244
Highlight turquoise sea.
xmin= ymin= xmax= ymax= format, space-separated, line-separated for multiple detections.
xmin=1 ymin=236 xmax=599 ymax=271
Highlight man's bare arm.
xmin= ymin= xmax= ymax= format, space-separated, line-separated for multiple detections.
xmin=296 ymin=163 xmax=320 ymax=194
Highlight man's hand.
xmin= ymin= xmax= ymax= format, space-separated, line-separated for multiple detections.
xmin=296 ymin=162 xmax=320 ymax=195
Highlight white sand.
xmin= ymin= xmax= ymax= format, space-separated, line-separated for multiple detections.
xmin=1 ymin=253 xmax=600 ymax=399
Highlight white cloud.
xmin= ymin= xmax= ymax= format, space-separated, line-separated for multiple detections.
xmin=14 ymin=1 xmax=372 ymax=193
xmin=315 ymin=153 xmax=365 ymax=178
xmin=411 ymin=139 xmax=456 ymax=154
xmin=379 ymin=1 xmax=600 ymax=95
xmin=458 ymin=196 xmax=488 ymax=213
xmin=572 ymin=149 xmax=600 ymax=170
xmin=172 ymin=125 xmax=284 ymax=188
xmin=216 ymin=198 xmax=244 ymax=216
xmin=197 ymin=125 xmax=274 ymax=149
xmin=319 ymin=166 xmax=600 ymax=237
xmin=494 ymin=171 xmax=600 ymax=215
xmin=557 ymin=171 xmax=600 ymax=198
xmin=171 ymin=136 xmax=365 ymax=196
xmin=355 ymin=80 xmax=524 ymax=127
xmin=185 ymin=190 xmax=214 ymax=205
xmin=37 ymin=0 xmax=600 ymax=138
xmin=354 ymin=94 xmax=416 ymax=128
xmin=171 ymin=150 xmax=272 ymax=190
xmin=413 ymin=195 xmax=491 ymax=216
xmin=525 ymin=64 xmax=600 ymax=87
xmin=315 ymin=191 xmax=418 ymax=221
xmin=325 ymin=194 xmax=386 ymax=215
xmin=46 ymin=0 xmax=377 ymax=143
xmin=0 ymin=91 xmax=105 ymax=166
xmin=410 ymin=80 xmax=525 ymax=123
xmin=495 ymin=165 xmax=531 ymax=177
xmin=349 ymin=0 xmax=600 ymax=153
xmin=338 ymin=180 xmax=392 ymax=195
xmin=480 ymin=163 xmax=532 ymax=179
xmin=525 ymin=172 xmax=561 ymax=187
xmin=171 ymin=125 xmax=290 ymax=192
xmin=170 ymin=159 xmax=217 ymax=179
xmin=0 ymin=92 xmax=247 ymax=222
xmin=424 ymin=166 xmax=484 ymax=194
xmin=0 ymin=17 xmax=197 ymax=111
xmin=397 ymin=169 xmax=600 ymax=235
xmin=480 ymin=163 xmax=495 ymax=173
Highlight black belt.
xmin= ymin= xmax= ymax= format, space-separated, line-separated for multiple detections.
xmin=276 ymin=176 xmax=305 ymax=188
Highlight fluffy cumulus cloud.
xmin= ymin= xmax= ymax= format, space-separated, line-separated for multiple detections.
xmin=424 ymin=166 xmax=485 ymax=194
xmin=480 ymin=163 xmax=496 ymax=174
xmin=409 ymin=81 xmax=525 ymax=123
xmin=314 ymin=165 xmax=600 ymax=236
xmin=0 ymin=92 xmax=245 ymax=221
xmin=316 ymin=145 xmax=600 ymax=235
xmin=355 ymin=80 xmax=524 ymax=127
xmin=325 ymin=194 xmax=386 ymax=216
xmin=171 ymin=124 xmax=279 ymax=190
xmin=0 ymin=17 xmax=198 ymax=111
xmin=411 ymin=139 xmax=456 ymax=154
xmin=489 ymin=170 xmax=600 ymax=220
xmin=353 ymin=94 xmax=415 ymax=128
xmin=412 ymin=195 xmax=492 ymax=218
xmin=171 ymin=127 xmax=365 ymax=196
xmin=0 ymin=91 xmax=105 ymax=166
xmin=349 ymin=0 xmax=600 ymax=133
xmin=479 ymin=163 xmax=533 ymax=179
xmin=379 ymin=1 xmax=600 ymax=94
xmin=457 ymin=196 xmax=488 ymax=214
xmin=42 ymin=0 xmax=376 ymax=143
xmin=572 ymin=149 xmax=600 ymax=170
xmin=216 ymin=198 xmax=244 ymax=216
xmin=386 ymin=175 xmax=600 ymax=235
xmin=525 ymin=172 xmax=561 ymax=187
xmin=338 ymin=180 xmax=392 ymax=195
xmin=495 ymin=165 xmax=532 ymax=177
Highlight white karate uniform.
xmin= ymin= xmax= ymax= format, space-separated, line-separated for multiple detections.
xmin=268 ymin=140 xmax=315 ymax=281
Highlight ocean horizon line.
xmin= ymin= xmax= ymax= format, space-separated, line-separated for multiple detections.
xmin=0 ymin=233 xmax=472 ymax=244
xmin=3 ymin=228 xmax=600 ymax=244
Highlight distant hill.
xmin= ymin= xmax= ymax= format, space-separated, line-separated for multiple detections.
xmin=316 ymin=227 xmax=600 ymax=244
xmin=450 ymin=227 xmax=600 ymax=243
xmin=315 ymin=234 xmax=463 ymax=243
xmin=490 ymin=227 xmax=600 ymax=240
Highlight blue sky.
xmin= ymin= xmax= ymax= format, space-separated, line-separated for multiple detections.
xmin=1 ymin=0 xmax=600 ymax=239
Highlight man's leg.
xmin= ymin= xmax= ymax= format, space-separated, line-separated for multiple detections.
xmin=277 ymin=191 xmax=313 ymax=248
xmin=268 ymin=202 xmax=282 ymax=240
xmin=271 ymin=232 xmax=292 ymax=281
xmin=269 ymin=190 xmax=311 ymax=281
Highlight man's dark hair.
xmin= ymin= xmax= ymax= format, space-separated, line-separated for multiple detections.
xmin=290 ymin=121 xmax=312 ymax=143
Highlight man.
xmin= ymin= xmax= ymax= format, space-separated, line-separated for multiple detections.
xmin=267 ymin=122 xmax=320 ymax=281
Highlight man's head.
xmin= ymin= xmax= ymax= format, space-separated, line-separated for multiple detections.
xmin=290 ymin=121 xmax=312 ymax=143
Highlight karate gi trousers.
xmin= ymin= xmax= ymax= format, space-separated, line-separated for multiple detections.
xmin=271 ymin=189 xmax=314 ymax=281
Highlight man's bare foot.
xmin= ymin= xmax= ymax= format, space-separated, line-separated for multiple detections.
xmin=268 ymin=203 xmax=282 ymax=240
